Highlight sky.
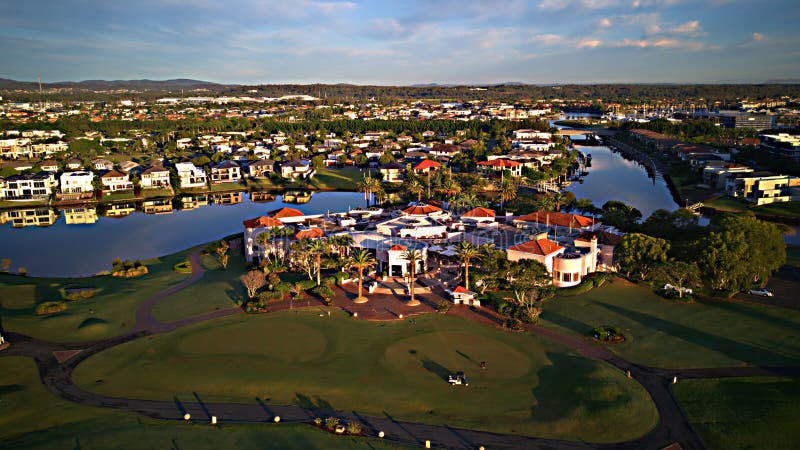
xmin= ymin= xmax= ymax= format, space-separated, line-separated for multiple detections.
xmin=1 ymin=0 xmax=798 ymax=85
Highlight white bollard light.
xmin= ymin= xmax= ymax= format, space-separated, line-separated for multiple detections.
xmin=353 ymin=312 xmax=358 ymax=318
xmin=183 ymin=413 xmax=191 ymax=421
xmin=425 ymin=440 xmax=431 ymax=448
xmin=673 ymin=376 xmax=678 ymax=384
xmin=274 ymin=416 xmax=281 ymax=423
xmin=378 ymin=431 xmax=385 ymax=438
xmin=398 ymin=314 xmax=404 ymax=319
xmin=211 ymin=416 xmax=217 ymax=425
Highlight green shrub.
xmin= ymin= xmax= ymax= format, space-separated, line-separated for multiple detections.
xmin=313 ymin=284 xmax=334 ymax=299
xmin=592 ymin=325 xmax=623 ymax=342
xmin=273 ymin=282 xmax=294 ymax=294
xmin=36 ymin=301 xmax=67 ymax=316
xmin=557 ymin=277 xmax=596 ymax=297
xmin=329 ymin=271 xmax=349 ymax=285
xmin=325 ymin=417 xmax=340 ymax=431
xmin=258 ymin=291 xmax=284 ymax=303
xmin=436 ymin=300 xmax=451 ymax=313
xmin=346 ymin=421 xmax=362 ymax=435
xmin=503 ymin=317 xmax=523 ymax=331
xmin=313 ymin=417 xmax=323 ymax=426
xmin=496 ymin=300 xmax=512 ymax=316
xmin=296 ymin=279 xmax=316 ymax=290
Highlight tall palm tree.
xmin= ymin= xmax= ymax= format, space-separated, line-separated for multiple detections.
xmin=348 ymin=248 xmax=376 ymax=304
xmin=305 ymin=238 xmax=329 ymax=286
xmin=500 ymin=175 xmax=518 ymax=208
xmin=456 ymin=240 xmax=481 ymax=290
xmin=401 ymin=249 xmax=424 ymax=306
xmin=357 ymin=176 xmax=381 ymax=206
xmin=255 ymin=231 xmax=271 ymax=265
xmin=404 ymin=179 xmax=424 ymax=203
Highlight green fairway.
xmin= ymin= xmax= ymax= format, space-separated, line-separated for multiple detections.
xmin=151 ymin=254 xmax=245 ymax=323
xmin=0 ymin=356 xmax=406 ymax=449
xmin=673 ymin=377 xmax=800 ymax=450
xmin=541 ymin=277 xmax=800 ymax=368
xmin=73 ymin=311 xmax=658 ymax=442
xmin=754 ymin=201 xmax=800 ymax=219
xmin=0 ymin=249 xmax=192 ymax=343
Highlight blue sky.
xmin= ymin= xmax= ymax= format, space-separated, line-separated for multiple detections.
xmin=1 ymin=0 xmax=798 ymax=85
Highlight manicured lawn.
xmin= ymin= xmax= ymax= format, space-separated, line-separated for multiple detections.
xmin=0 ymin=249 xmax=192 ymax=343
xmin=704 ymin=196 xmax=748 ymax=212
xmin=0 ymin=357 xmax=405 ymax=449
xmin=100 ymin=191 xmax=137 ymax=202
xmin=139 ymin=187 xmax=175 ymax=199
xmin=210 ymin=182 xmax=247 ymax=192
xmin=310 ymin=168 xmax=373 ymax=191
xmin=247 ymin=177 xmax=280 ymax=189
xmin=151 ymin=254 xmax=246 ymax=323
xmin=787 ymin=245 xmax=800 ymax=268
xmin=754 ymin=201 xmax=800 ymax=219
xmin=540 ymin=278 xmax=800 ymax=368
xmin=673 ymin=377 xmax=800 ymax=450
xmin=73 ymin=311 xmax=658 ymax=442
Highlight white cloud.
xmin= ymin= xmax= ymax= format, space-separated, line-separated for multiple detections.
xmin=577 ymin=38 xmax=602 ymax=48
xmin=752 ymin=32 xmax=766 ymax=41
xmin=599 ymin=17 xmax=612 ymax=28
xmin=369 ymin=18 xmax=406 ymax=38
xmin=530 ymin=33 xmax=565 ymax=45
xmin=612 ymin=37 xmax=705 ymax=50
xmin=671 ymin=20 xmax=700 ymax=34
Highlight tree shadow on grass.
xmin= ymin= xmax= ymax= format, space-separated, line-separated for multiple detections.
xmin=531 ymin=352 xmax=633 ymax=423
xmin=698 ymin=297 xmax=800 ymax=335
xmin=541 ymin=310 xmax=593 ymax=336
xmin=294 ymin=392 xmax=334 ymax=412
xmin=421 ymin=358 xmax=451 ymax=382
xmin=596 ymin=301 xmax=794 ymax=366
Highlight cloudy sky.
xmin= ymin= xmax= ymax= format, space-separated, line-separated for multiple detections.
xmin=1 ymin=0 xmax=798 ymax=85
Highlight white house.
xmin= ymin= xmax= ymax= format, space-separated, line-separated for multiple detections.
xmin=59 ymin=171 xmax=94 ymax=194
xmin=280 ymin=160 xmax=315 ymax=180
xmin=175 ymin=162 xmax=208 ymax=189
xmin=242 ymin=215 xmax=286 ymax=263
xmin=210 ymin=160 xmax=242 ymax=184
xmin=140 ymin=165 xmax=172 ymax=189
xmin=0 ymin=172 xmax=56 ymax=200
xmin=100 ymin=170 xmax=134 ymax=193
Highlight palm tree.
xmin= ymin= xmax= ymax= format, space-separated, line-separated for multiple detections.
xmin=348 ymin=248 xmax=376 ymax=304
xmin=456 ymin=240 xmax=481 ymax=290
xmin=401 ymin=249 xmax=424 ymax=306
xmin=255 ymin=231 xmax=271 ymax=265
xmin=500 ymin=175 xmax=518 ymax=208
xmin=357 ymin=176 xmax=381 ymax=206
xmin=404 ymin=179 xmax=424 ymax=203
xmin=305 ymin=238 xmax=329 ymax=286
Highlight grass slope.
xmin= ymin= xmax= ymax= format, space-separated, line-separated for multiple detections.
xmin=540 ymin=277 xmax=800 ymax=368
xmin=73 ymin=310 xmax=657 ymax=442
xmin=311 ymin=168 xmax=372 ymax=191
xmin=0 ymin=356 xmax=405 ymax=449
xmin=673 ymin=377 xmax=800 ymax=450
xmin=0 ymin=249 xmax=192 ymax=343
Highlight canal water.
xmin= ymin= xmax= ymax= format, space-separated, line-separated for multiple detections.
xmin=0 ymin=191 xmax=365 ymax=277
xmin=567 ymin=144 xmax=678 ymax=218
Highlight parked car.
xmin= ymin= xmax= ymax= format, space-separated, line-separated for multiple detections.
xmin=747 ymin=288 xmax=774 ymax=297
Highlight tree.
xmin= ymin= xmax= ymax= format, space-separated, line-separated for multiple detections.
xmin=652 ymin=261 xmax=700 ymax=299
xmin=615 ymin=233 xmax=670 ymax=280
xmin=499 ymin=175 xmax=518 ymax=207
xmin=356 ymin=176 xmax=381 ymax=207
xmin=401 ymin=249 xmax=424 ymax=306
xmin=601 ymin=200 xmax=642 ymax=231
xmin=305 ymin=238 xmax=329 ymax=286
xmin=379 ymin=150 xmax=395 ymax=165
xmin=348 ymin=248 xmax=376 ymax=303
xmin=506 ymin=260 xmax=552 ymax=323
xmin=215 ymin=240 xmax=230 ymax=270
xmin=403 ymin=179 xmax=424 ymax=202
xmin=573 ymin=198 xmax=594 ymax=214
xmin=455 ymin=240 xmax=481 ymax=290
xmin=241 ymin=270 xmax=267 ymax=299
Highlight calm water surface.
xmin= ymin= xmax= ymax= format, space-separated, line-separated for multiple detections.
xmin=568 ymin=144 xmax=678 ymax=218
xmin=0 ymin=192 xmax=365 ymax=277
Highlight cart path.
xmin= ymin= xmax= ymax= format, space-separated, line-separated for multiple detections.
xmin=3 ymin=253 xmax=800 ymax=449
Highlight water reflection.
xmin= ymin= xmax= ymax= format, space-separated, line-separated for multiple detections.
xmin=0 ymin=190 xmax=365 ymax=277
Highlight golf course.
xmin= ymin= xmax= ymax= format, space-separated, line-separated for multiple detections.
xmin=72 ymin=309 xmax=658 ymax=442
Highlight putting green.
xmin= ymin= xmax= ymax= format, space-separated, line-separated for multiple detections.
xmin=74 ymin=310 xmax=658 ymax=442
xmin=385 ymin=331 xmax=532 ymax=380
xmin=178 ymin=320 xmax=328 ymax=363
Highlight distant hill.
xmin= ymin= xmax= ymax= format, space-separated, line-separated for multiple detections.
xmin=0 ymin=78 xmax=222 ymax=91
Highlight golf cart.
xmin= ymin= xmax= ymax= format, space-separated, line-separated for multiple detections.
xmin=448 ymin=371 xmax=469 ymax=386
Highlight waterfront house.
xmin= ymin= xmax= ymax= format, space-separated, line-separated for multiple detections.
xmin=59 ymin=171 xmax=94 ymax=194
xmin=6 ymin=207 xmax=58 ymax=228
xmin=63 ymin=206 xmax=98 ymax=225
xmin=243 ymin=215 xmax=286 ymax=263
xmin=413 ymin=159 xmax=441 ymax=175
xmin=379 ymin=162 xmax=405 ymax=183
xmin=574 ymin=230 xmax=622 ymax=272
xmin=269 ymin=206 xmax=321 ymax=224
xmin=246 ymin=159 xmax=275 ymax=178
xmin=140 ymin=165 xmax=172 ymax=189
xmin=725 ymin=173 xmax=800 ymax=205
xmin=0 ymin=172 xmax=56 ymax=201
xmin=175 ymin=162 xmax=208 ymax=189
xmin=507 ymin=232 xmax=599 ymax=288
xmin=477 ymin=159 xmax=523 ymax=177
xmin=100 ymin=170 xmax=134 ymax=193
xmin=210 ymin=160 xmax=242 ymax=184
xmin=702 ymin=163 xmax=753 ymax=190
xmin=280 ymin=160 xmax=314 ymax=180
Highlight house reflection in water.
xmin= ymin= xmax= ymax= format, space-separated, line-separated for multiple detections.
xmin=142 ymin=198 xmax=174 ymax=215
xmin=63 ymin=206 xmax=98 ymax=225
xmin=210 ymin=192 xmax=242 ymax=206
xmin=179 ymin=194 xmax=209 ymax=210
xmin=249 ymin=191 xmax=275 ymax=203
xmin=7 ymin=207 xmax=59 ymax=228
xmin=283 ymin=190 xmax=312 ymax=204
xmin=103 ymin=202 xmax=136 ymax=218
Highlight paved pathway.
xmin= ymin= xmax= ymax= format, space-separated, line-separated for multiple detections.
xmin=3 ymin=255 xmax=800 ymax=449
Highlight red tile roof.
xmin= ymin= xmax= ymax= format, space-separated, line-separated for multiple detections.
xmin=389 ymin=244 xmax=407 ymax=251
xmin=402 ymin=203 xmax=442 ymax=215
xmin=295 ymin=227 xmax=325 ymax=240
xmin=242 ymin=216 xmax=284 ymax=229
xmin=413 ymin=160 xmax=441 ymax=171
xmin=508 ymin=239 xmax=563 ymax=256
xmin=514 ymin=211 xmax=594 ymax=228
xmin=269 ymin=207 xmax=305 ymax=218
xmin=462 ymin=207 xmax=495 ymax=218
xmin=477 ymin=159 xmax=522 ymax=168
xmin=453 ymin=286 xmax=468 ymax=293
